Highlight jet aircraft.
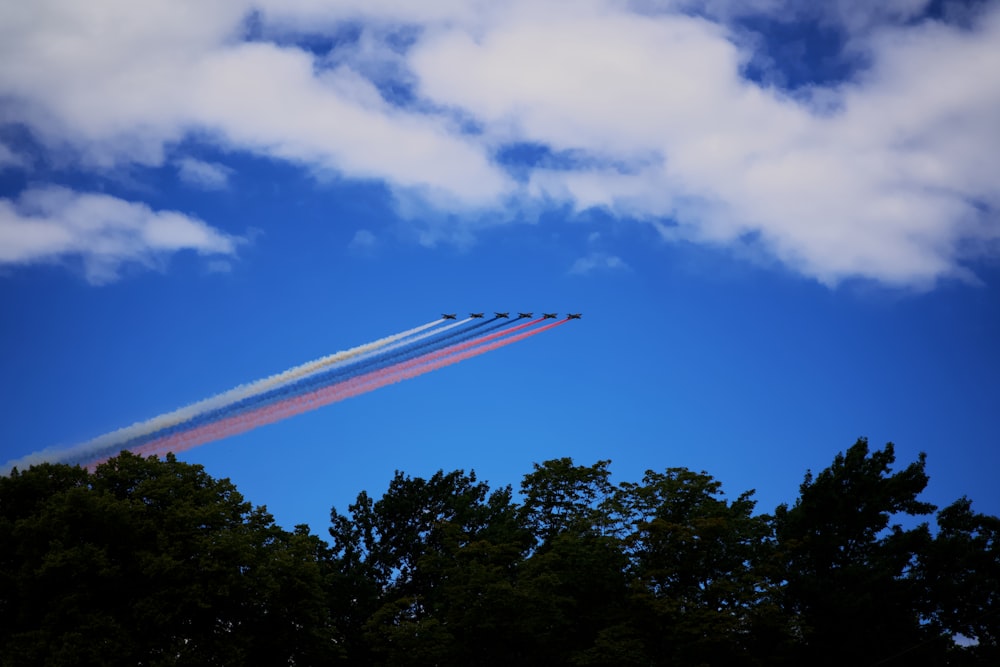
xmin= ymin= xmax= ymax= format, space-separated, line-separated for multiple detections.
xmin=542 ymin=313 xmax=558 ymax=319
xmin=442 ymin=314 xmax=457 ymax=320
xmin=495 ymin=312 xmax=510 ymax=318
xmin=567 ymin=313 xmax=582 ymax=319
xmin=470 ymin=313 xmax=485 ymax=318
xmin=517 ymin=312 xmax=533 ymax=319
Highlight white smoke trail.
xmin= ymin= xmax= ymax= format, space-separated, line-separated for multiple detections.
xmin=128 ymin=319 xmax=565 ymax=462
xmin=327 ymin=317 xmax=472 ymax=367
xmin=2 ymin=318 xmax=450 ymax=474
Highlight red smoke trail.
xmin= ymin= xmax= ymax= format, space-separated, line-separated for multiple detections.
xmin=128 ymin=319 xmax=554 ymax=459
xmin=122 ymin=318 xmax=544 ymax=462
xmin=123 ymin=319 xmax=568 ymax=462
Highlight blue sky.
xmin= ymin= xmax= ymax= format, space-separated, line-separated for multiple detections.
xmin=2 ymin=0 xmax=998 ymax=537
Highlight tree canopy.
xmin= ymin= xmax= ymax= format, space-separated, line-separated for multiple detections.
xmin=1 ymin=439 xmax=996 ymax=666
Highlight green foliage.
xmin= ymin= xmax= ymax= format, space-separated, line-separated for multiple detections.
xmin=520 ymin=458 xmax=616 ymax=544
xmin=328 ymin=468 xmax=531 ymax=665
xmin=618 ymin=468 xmax=773 ymax=665
xmin=917 ymin=497 xmax=1000 ymax=664
xmin=772 ymin=438 xmax=939 ymax=665
xmin=0 ymin=452 xmax=339 ymax=666
xmin=3 ymin=439 xmax=997 ymax=667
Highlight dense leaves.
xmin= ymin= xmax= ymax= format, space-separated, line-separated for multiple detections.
xmin=771 ymin=440 xmax=937 ymax=665
xmin=2 ymin=439 xmax=997 ymax=665
xmin=0 ymin=452 xmax=338 ymax=666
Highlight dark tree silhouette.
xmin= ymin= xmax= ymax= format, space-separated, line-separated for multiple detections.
xmin=0 ymin=452 xmax=339 ymax=666
xmin=3 ymin=440 xmax=997 ymax=667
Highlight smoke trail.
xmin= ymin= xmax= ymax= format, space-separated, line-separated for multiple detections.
xmin=205 ymin=315 xmax=490 ymax=420
xmin=57 ymin=318 xmax=490 ymax=469
xmin=122 ymin=319 xmax=567 ymax=464
xmin=2 ymin=318 xmax=448 ymax=473
xmin=185 ymin=316 xmax=542 ymax=452
xmin=128 ymin=317 xmax=507 ymax=442
xmin=95 ymin=317 xmax=496 ymax=461
xmin=337 ymin=317 xmax=472 ymax=367
xmin=220 ymin=316 xmax=515 ymax=415
xmin=184 ymin=316 xmax=520 ymax=433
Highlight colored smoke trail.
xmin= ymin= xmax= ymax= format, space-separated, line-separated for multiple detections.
xmin=162 ymin=315 xmax=526 ymax=443
xmin=2 ymin=318 xmax=447 ymax=473
xmin=205 ymin=315 xmax=519 ymax=426
xmin=338 ymin=317 xmax=472 ymax=367
xmin=89 ymin=317 xmax=496 ymax=463
xmin=118 ymin=320 xmax=568 ymax=464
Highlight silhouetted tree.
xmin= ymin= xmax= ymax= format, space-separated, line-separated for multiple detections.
xmin=917 ymin=497 xmax=1000 ymax=665
xmin=0 ymin=452 xmax=339 ymax=666
xmin=4 ymin=440 xmax=997 ymax=667
xmin=328 ymin=469 xmax=530 ymax=665
xmin=772 ymin=438 xmax=939 ymax=666
xmin=618 ymin=468 xmax=774 ymax=665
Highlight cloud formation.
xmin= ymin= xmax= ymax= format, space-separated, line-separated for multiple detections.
xmin=176 ymin=158 xmax=234 ymax=190
xmin=0 ymin=142 xmax=27 ymax=169
xmin=348 ymin=229 xmax=378 ymax=254
xmin=0 ymin=0 xmax=997 ymax=287
xmin=569 ymin=252 xmax=631 ymax=276
xmin=0 ymin=187 xmax=239 ymax=284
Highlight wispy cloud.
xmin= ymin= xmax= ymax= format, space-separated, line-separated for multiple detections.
xmin=569 ymin=252 xmax=630 ymax=276
xmin=176 ymin=157 xmax=233 ymax=190
xmin=348 ymin=229 xmax=378 ymax=254
xmin=1 ymin=0 xmax=998 ymax=287
xmin=0 ymin=187 xmax=240 ymax=284
xmin=0 ymin=142 xmax=27 ymax=169
xmin=411 ymin=4 xmax=1000 ymax=286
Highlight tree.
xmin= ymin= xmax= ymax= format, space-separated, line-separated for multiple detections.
xmin=772 ymin=438 xmax=938 ymax=666
xmin=520 ymin=458 xmax=617 ymax=546
xmin=917 ymin=498 xmax=1000 ymax=665
xmin=327 ymin=469 xmax=531 ymax=665
xmin=514 ymin=459 xmax=633 ymax=665
xmin=0 ymin=452 xmax=339 ymax=666
xmin=618 ymin=468 xmax=774 ymax=666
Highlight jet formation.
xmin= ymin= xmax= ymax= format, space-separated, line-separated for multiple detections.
xmin=442 ymin=312 xmax=581 ymax=320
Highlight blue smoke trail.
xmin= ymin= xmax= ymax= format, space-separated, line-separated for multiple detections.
xmin=73 ymin=317 xmax=516 ymax=464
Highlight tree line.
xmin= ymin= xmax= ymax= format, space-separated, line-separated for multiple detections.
xmin=1 ymin=438 xmax=996 ymax=666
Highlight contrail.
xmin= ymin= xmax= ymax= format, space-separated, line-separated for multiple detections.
xmin=2 ymin=318 xmax=447 ymax=473
xmin=337 ymin=317 xmax=472 ymax=367
xmin=81 ymin=317 xmax=495 ymax=463
xmin=206 ymin=316 xmax=513 ymax=421
xmin=192 ymin=315 xmax=521 ymax=432
xmin=124 ymin=319 xmax=567 ymax=463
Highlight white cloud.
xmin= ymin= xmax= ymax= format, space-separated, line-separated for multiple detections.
xmin=0 ymin=142 xmax=27 ymax=169
xmin=647 ymin=0 xmax=933 ymax=34
xmin=176 ymin=157 xmax=233 ymax=189
xmin=206 ymin=258 xmax=234 ymax=273
xmin=348 ymin=228 xmax=377 ymax=253
xmin=409 ymin=2 xmax=1000 ymax=286
xmin=0 ymin=187 xmax=239 ymax=284
xmin=569 ymin=252 xmax=631 ymax=275
xmin=1 ymin=0 xmax=998 ymax=287
xmin=0 ymin=0 xmax=511 ymax=206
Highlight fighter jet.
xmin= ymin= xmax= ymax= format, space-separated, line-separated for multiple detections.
xmin=542 ymin=313 xmax=558 ymax=319
xmin=495 ymin=312 xmax=510 ymax=318
xmin=470 ymin=313 xmax=485 ymax=318
xmin=517 ymin=312 xmax=533 ymax=319
xmin=567 ymin=313 xmax=582 ymax=319
xmin=442 ymin=313 xmax=457 ymax=320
